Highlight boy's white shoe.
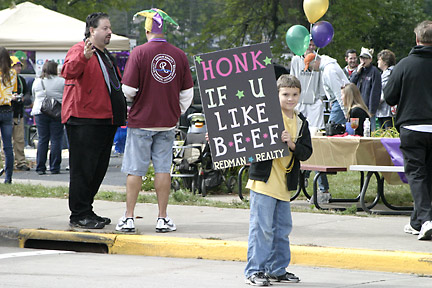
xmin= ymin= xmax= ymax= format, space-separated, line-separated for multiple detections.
xmin=115 ymin=216 xmax=135 ymax=232
xmin=156 ymin=217 xmax=176 ymax=233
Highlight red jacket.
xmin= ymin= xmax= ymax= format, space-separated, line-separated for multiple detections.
xmin=61 ymin=41 xmax=116 ymax=124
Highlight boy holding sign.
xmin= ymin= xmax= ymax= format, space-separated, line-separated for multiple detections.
xmin=244 ymin=75 xmax=312 ymax=286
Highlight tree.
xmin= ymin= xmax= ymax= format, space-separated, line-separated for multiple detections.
xmin=2 ymin=0 xmax=428 ymax=66
xmin=0 ymin=0 xmax=134 ymax=22
xmin=191 ymin=0 xmax=427 ymax=66
xmin=321 ymin=0 xmax=426 ymax=65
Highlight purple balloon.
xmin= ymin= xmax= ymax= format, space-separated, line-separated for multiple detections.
xmin=311 ymin=21 xmax=334 ymax=48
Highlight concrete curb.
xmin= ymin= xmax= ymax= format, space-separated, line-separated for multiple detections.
xmin=16 ymin=229 xmax=432 ymax=276
xmin=0 ymin=227 xmax=20 ymax=247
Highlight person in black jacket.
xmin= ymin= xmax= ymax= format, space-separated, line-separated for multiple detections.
xmin=350 ymin=47 xmax=382 ymax=132
xmin=384 ymin=20 xmax=432 ymax=241
xmin=244 ymin=74 xmax=312 ymax=286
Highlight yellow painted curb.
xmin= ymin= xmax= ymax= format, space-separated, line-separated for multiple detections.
xmin=18 ymin=229 xmax=116 ymax=250
xmin=18 ymin=229 xmax=432 ymax=276
xmin=291 ymin=245 xmax=432 ymax=276
xmin=112 ymin=235 xmax=247 ymax=261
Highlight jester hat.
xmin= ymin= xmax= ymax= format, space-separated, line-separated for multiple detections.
xmin=133 ymin=8 xmax=179 ymax=34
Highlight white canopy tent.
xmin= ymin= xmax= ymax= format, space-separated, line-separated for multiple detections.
xmin=0 ymin=1 xmax=130 ymax=51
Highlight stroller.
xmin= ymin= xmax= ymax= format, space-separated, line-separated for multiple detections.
xmin=171 ymin=113 xmax=237 ymax=196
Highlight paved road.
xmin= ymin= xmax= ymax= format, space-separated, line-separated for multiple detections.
xmin=12 ymin=149 xmax=127 ymax=191
xmin=1 ymin=246 xmax=431 ymax=288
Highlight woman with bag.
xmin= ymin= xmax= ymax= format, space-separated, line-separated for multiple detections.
xmin=0 ymin=47 xmax=17 ymax=184
xmin=31 ymin=61 xmax=65 ymax=175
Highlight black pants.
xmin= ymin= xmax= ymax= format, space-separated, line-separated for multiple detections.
xmin=66 ymin=124 xmax=117 ymax=221
xmin=399 ymin=128 xmax=432 ymax=231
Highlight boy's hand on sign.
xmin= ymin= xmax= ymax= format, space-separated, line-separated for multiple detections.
xmin=282 ymin=130 xmax=296 ymax=151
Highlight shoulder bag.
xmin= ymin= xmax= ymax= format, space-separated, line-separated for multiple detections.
xmin=40 ymin=79 xmax=62 ymax=119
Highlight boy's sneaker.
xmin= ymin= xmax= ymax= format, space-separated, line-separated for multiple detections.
xmin=245 ymin=272 xmax=270 ymax=286
xmin=418 ymin=221 xmax=432 ymax=240
xmin=404 ymin=223 xmax=420 ymax=235
xmin=266 ymin=272 xmax=300 ymax=283
xmin=115 ymin=216 xmax=135 ymax=232
xmin=156 ymin=217 xmax=176 ymax=233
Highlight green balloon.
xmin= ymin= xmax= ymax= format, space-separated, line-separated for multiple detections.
xmin=285 ymin=25 xmax=310 ymax=56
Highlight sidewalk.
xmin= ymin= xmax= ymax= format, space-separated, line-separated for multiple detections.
xmin=1 ymin=149 xmax=432 ymax=275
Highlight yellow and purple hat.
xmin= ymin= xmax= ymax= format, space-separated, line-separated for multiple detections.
xmin=133 ymin=8 xmax=179 ymax=34
xmin=10 ymin=56 xmax=22 ymax=67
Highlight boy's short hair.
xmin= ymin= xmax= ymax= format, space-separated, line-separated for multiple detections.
xmin=377 ymin=49 xmax=396 ymax=67
xmin=277 ymin=74 xmax=301 ymax=93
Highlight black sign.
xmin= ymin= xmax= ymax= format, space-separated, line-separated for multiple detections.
xmin=194 ymin=43 xmax=289 ymax=169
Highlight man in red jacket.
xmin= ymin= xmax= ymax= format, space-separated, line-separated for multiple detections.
xmin=61 ymin=12 xmax=127 ymax=229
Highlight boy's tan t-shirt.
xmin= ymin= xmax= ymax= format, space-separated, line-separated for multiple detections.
xmin=246 ymin=111 xmax=297 ymax=201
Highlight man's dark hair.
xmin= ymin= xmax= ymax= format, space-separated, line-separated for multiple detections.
xmin=345 ymin=49 xmax=357 ymax=58
xmin=84 ymin=12 xmax=109 ymax=39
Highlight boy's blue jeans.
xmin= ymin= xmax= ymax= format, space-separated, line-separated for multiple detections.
xmin=245 ymin=190 xmax=292 ymax=278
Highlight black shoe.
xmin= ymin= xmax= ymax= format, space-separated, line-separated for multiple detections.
xmin=0 ymin=168 xmax=4 ymax=176
xmin=91 ymin=214 xmax=111 ymax=225
xmin=50 ymin=171 xmax=60 ymax=174
xmin=16 ymin=165 xmax=30 ymax=171
xmin=69 ymin=216 xmax=106 ymax=229
xmin=36 ymin=171 xmax=46 ymax=175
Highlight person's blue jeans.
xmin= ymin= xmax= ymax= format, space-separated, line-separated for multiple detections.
xmin=245 ymin=191 xmax=292 ymax=278
xmin=0 ymin=111 xmax=14 ymax=183
xmin=328 ymin=101 xmax=346 ymax=125
xmin=303 ymin=170 xmax=329 ymax=192
xmin=370 ymin=115 xmax=377 ymax=132
xmin=317 ymin=101 xmax=345 ymax=192
xmin=35 ymin=114 xmax=64 ymax=173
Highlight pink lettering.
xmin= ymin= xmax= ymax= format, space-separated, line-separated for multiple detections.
xmin=234 ymin=53 xmax=248 ymax=74
xmin=251 ymin=50 xmax=266 ymax=70
xmin=216 ymin=57 xmax=233 ymax=77
xmin=201 ymin=60 xmax=215 ymax=80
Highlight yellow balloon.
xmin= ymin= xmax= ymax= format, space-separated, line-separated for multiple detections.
xmin=303 ymin=0 xmax=329 ymax=24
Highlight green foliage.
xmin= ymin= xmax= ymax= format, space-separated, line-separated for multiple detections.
xmin=4 ymin=0 xmax=428 ymax=68
xmin=0 ymin=0 xmax=135 ymax=21
xmin=322 ymin=0 xmax=426 ymax=66
xmin=142 ymin=165 xmax=155 ymax=191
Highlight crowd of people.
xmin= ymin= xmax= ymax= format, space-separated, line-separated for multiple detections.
xmin=1 ymin=8 xmax=431 ymax=287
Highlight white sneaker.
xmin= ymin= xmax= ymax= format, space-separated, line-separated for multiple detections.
xmin=418 ymin=221 xmax=432 ymax=240
xmin=309 ymin=192 xmax=332 ymax=204
xmin=404 ymin=223 xmax=420 ymax=235
xmin=115 ymin=216 xmax=135 ymax=232
xmin=156 ymin=217 xmax=176 ymax=233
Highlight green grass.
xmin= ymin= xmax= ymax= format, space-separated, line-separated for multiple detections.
xmin=0 ymin=183 xmax=249 ymax=209
xmin=0 ymin=169 xmax=413 ymax=215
